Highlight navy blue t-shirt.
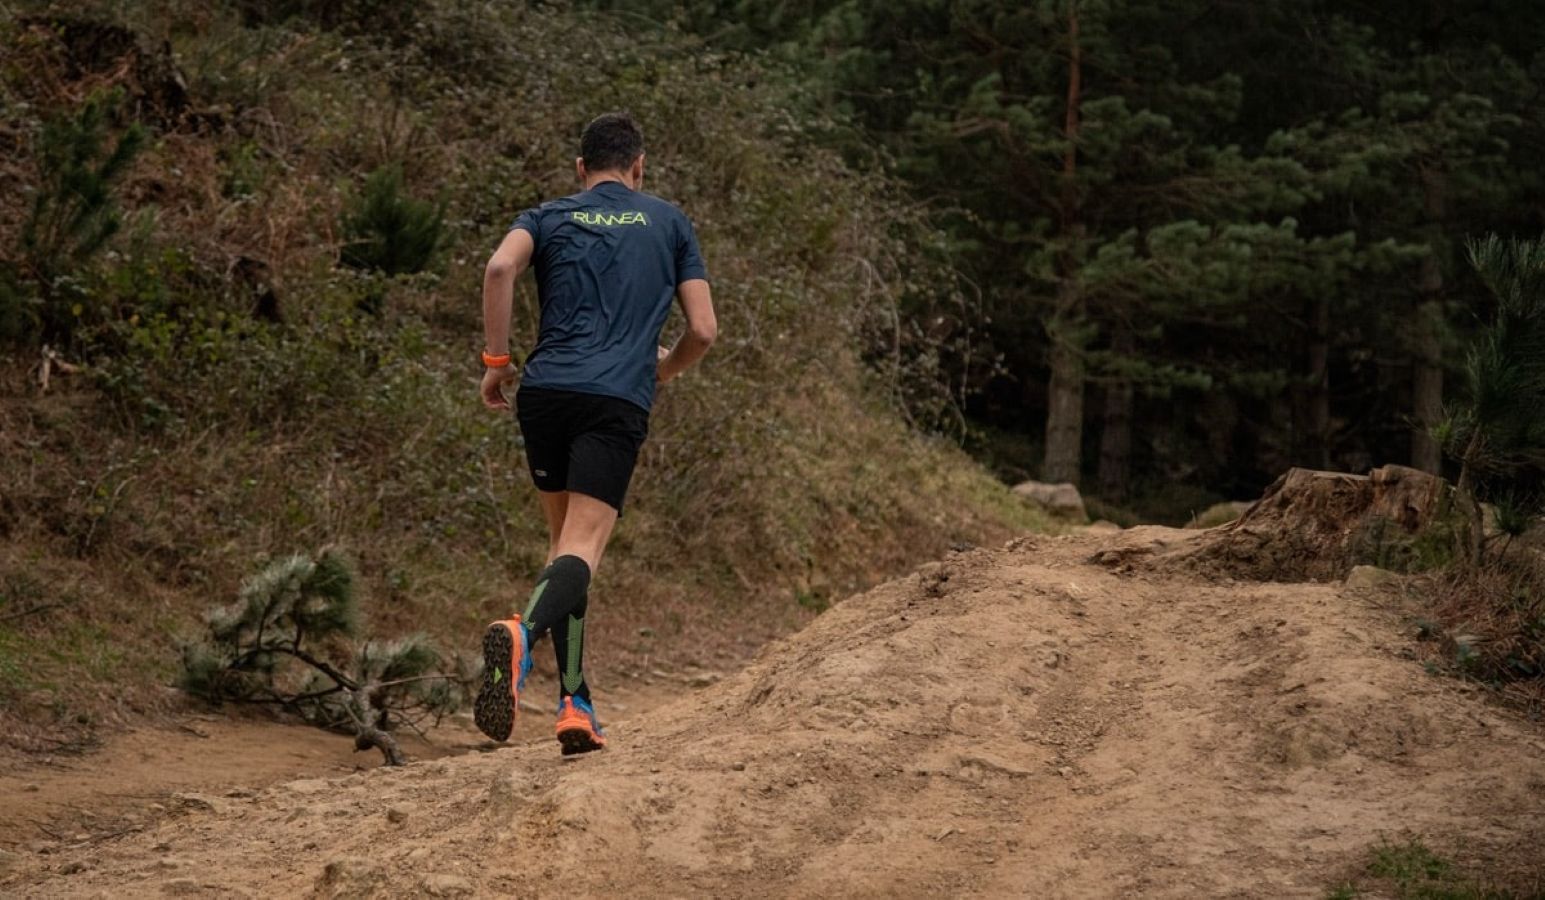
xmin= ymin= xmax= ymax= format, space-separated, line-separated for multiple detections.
xmin=510 ymin=180 xmax=708 ymax=412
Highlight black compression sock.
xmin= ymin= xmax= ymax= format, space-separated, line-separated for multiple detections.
xmin=522 ymin=555 xmax=591 ymax=641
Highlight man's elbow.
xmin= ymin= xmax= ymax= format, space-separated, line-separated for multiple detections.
xmin=690 ymin=318 xmax=718 ymax=346
xmin=484 ymin=256 xmax=515 ymax=282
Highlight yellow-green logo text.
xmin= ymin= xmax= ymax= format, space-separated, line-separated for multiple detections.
xmin=571 ymin=210 xmax=650 ymax=227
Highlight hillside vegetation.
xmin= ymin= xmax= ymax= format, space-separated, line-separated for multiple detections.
xmin=0 ymin=0 xmax=1045 ymax=745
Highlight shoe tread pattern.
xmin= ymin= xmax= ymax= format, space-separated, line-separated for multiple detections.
xmin=473 ymin=624 xmax=516 ymax=742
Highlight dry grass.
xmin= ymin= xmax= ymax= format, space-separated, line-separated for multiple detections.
xmin=1413 ymin=548 xmax=1545 ymax=716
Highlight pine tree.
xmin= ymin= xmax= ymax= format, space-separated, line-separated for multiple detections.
xmin=1445 ymin=234 xmax=1545 ymax=566
xmin=587 ymin=0 xmax=1545 ymax=501
xmin=1299 ymin=14 xmax=1523 ymax=475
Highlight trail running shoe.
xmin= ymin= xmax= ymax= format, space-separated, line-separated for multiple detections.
xmin=473 ymin=619 xmax=531 ymax=742
xmin=555 ymin=695 xmax=607 ymax=756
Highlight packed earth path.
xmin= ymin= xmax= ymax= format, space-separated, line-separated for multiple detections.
xmin=5 ymin=527 xmax=1544 ymax=898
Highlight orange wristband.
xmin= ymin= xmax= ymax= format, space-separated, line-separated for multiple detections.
xmin=481 ymin=350 xmax=512 ymax=368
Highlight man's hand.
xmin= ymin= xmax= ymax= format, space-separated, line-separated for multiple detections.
xmin=656 ymin=343 xmax=673 ymax=385
xmin=481 ymin=363 xmax=518 ymax=410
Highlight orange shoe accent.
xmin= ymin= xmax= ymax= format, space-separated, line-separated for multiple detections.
xmin=555 ymin=696 xmax=606 ymax=755
xmin=472 ymin=618 xmax=526 ymax=743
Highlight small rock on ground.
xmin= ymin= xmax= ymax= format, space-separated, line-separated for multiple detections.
xmin=1345 ymin=564 xmax=1399 ymax=590
xmin=314 ymin=856 xmax=386 ymax=899
xmin=419 ymin=873 xmax=475 ymax=897
xmin=1012 ymin=480 xmax=1089 ymax=521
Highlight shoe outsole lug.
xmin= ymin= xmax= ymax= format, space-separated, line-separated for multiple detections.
xmin=473 ymin=623 xmax=517 ymax=742
xmin=557 ymin=727 xmax=605 ymax=756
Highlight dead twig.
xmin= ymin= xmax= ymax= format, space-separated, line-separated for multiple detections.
xmin=77 ymin=825 xmax=142 ymax=845
xmin=1 ymin=600 xmax=72 ymax=623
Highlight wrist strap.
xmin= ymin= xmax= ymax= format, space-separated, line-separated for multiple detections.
xmin=482 ymin=350 xmax=512 ymax=368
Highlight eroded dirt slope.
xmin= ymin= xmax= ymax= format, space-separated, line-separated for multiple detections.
xmin=7 ymin=528 xmax=1544 ymax=898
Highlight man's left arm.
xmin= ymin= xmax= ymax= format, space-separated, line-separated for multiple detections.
xmin=657 ymin=278 xmax=716 ymax=384
xmin=480 ymin=228 xmax=535 ymax=411
xmin=657 ymin=214 xmax=714 ymax=385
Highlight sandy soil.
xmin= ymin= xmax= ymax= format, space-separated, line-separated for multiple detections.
xmin=4 ymin=527 xmax=1543 ymax=897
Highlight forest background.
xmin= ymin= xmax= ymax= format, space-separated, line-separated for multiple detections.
xmin=599 ymin=0 xmax=1545 ymax=518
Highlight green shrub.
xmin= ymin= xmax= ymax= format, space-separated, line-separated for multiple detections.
xmin=339 ymin=164 xmax=445 ymax=278
xmin=5 ymin=89 xmax=146 ymax=345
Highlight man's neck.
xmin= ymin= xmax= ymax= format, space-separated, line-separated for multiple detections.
xmin=585 ymin=173 xmax=634 ymax=191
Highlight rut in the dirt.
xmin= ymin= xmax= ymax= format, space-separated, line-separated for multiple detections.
xmin=7 ymin=528 xmax=1545 ymax=899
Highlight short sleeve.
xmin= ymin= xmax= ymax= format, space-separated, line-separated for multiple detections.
xmin=510 ymin=208 xmax=541 ymax=247
xmin=675 ymin=216 xmax=709 ymax=284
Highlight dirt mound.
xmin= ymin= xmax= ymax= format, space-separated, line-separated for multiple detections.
xmin=6 ymin=530 xmax=1544 ymax=897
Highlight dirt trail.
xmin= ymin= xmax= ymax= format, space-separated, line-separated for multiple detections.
xmin=6 ymin=528 xmax=1544 ymax=897
xmin=0 ymin=681 xmax=684 ymax=849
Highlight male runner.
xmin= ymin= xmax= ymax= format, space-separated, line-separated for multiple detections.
xmin=472 ymin=112 xmax=717 ymax=755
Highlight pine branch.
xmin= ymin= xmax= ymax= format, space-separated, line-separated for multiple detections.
xmin=228 ymin=645 xmax=359 ymax=692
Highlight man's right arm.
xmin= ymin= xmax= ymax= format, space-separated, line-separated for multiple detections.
xmin=657 ymin=278 xmax=716 ymax=385
xmin=479 ymin=227 xmax=535 ymax=410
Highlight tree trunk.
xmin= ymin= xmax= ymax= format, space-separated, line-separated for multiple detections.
xmin=1098 ymin=322 xmax=1134 ymax=500
xmin=1098 ymin=380 xmax=1133 ymax=500
xmin=1411 ymin=166 xmax=1446 ymax=474
xmin=1044 ymin=314 xmax=1084 ymax=484
xmin=345 ymin=686 xmax=406 ymax=766
xmin=1042 ymin=1 xmax=1085 ymax=486
xmin=1306 ymin=295 xmax=1331 ymax=469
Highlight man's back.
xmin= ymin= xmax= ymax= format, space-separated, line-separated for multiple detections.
xmin=512 ymin=181 xmax=707 ymax=412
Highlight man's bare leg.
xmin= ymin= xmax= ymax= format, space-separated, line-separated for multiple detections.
xmin=536 ymin=490 xmax=569 ymax=564
xmin=551 ymin=492 xmax=618 ymax=571
xmin=535 ymin=490 xmax=617 ymax=571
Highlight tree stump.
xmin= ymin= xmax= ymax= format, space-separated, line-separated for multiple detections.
xmin=1180 ymin=465 xmax=1450 ymax=582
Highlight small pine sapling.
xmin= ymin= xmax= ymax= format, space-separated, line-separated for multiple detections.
xmin=1444 ymin=235 xmax=1545 ymax=566
xmin=180 ymin=551 xmax=470 ymax=765
xmin=339 ymin=164 xmax=446 ymax=279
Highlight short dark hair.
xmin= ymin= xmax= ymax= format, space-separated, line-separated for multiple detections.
xmin=580 ymin=112 xmax=644 ymax=173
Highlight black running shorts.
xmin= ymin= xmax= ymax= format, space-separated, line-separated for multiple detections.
xmin=515 ymin=386 xmax=649 ymax=514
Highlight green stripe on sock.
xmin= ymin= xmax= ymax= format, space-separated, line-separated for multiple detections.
xmin=522 ymin=578 xmax=549 ymax=621
xmin=562 ymin=615 xmax=585 ymax=693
